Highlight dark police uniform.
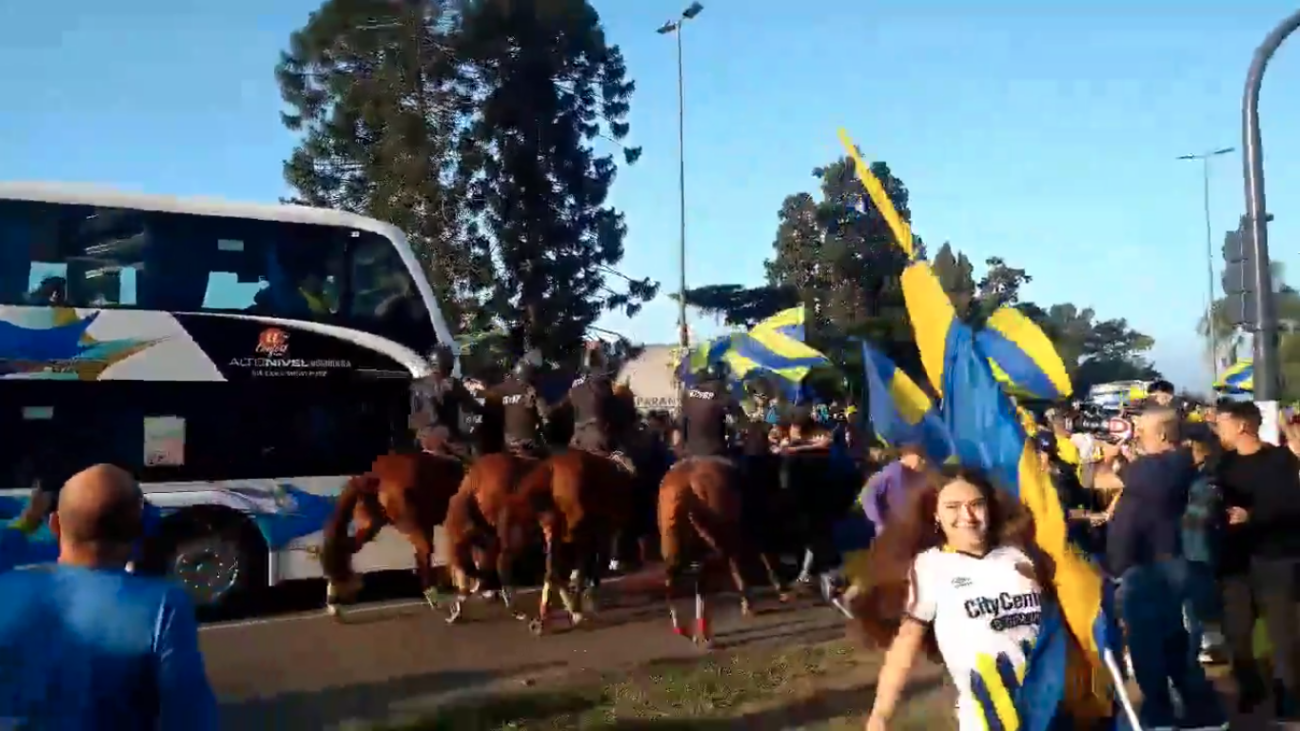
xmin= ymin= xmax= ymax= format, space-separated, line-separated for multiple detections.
xmin=568 ymin=372 xmax=615 ymax=453
xmin=409 ymin=374 xmax=480 ymax=453
xmin=678 ymin=378 xmax=745 ymax=459
xmin=498 ymin=375 xmax=545 ymax=456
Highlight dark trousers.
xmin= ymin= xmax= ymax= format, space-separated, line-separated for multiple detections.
xmin=1118 ymin=559 xmax=1224 ymax=727
xmin=1221 ymin=557 xmax=1300 ymax=715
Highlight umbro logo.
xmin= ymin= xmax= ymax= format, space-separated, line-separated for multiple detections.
xmin=952 ymin=577 xmax=973 ymax=589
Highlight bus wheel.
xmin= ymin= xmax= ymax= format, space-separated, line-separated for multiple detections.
xmin=155 ymin=511 xmax=265 ymax=615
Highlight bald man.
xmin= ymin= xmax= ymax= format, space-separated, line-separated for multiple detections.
xmin=1094 ymin=410 xmax=1228 ymax=729
xmin=0 ymin=464 xmax=217 ymax=730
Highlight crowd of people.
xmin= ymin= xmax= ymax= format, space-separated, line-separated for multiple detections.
xmin=6 ymin=356 xmax=1300 ymax=730
xmin=850 ymin=379 xmax=1300 ymax=730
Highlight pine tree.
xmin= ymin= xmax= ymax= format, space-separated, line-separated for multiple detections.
xmin=454 ymin=0 xmax=655 ymax=363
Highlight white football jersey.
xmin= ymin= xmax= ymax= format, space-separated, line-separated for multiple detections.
xmin=908 ymin=545 xmax=1044 ymax=730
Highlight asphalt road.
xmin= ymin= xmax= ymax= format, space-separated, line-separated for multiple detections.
xmin=202 ymin=571 xmax=847 ymax=730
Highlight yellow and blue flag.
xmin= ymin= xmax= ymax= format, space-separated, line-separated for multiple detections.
xmin=979 ymin=307 xmax=1073 ymax=401
xmin=837 ymin=127 xmax=1123 ymax=729
xmin=1215 ymin=358 xmax=1253 ymax=393
xmin=940 ymin=319 xmax=1121 ymax=729
xmin=676 ymin=307 xmax=831 ymax=400
xmin=860 ymin=341 xmax=952 ymax=463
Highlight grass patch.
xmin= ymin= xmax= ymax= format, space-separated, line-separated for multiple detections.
xmin=382 ymin=641 xmax=955 ymax=730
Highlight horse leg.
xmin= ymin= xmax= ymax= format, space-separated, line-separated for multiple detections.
xmin=402 ymin=527 xmax=443 ymax=613
xmin=692 ymin=564 xmax=713 ymax=649
xmin=664 ymin=552 xmax=690 ymax=640
xmin=554 ymin=539 xmax=584 ymax=627
xmin=493 ymin=540 xmax=526 ymax=621
xmin=324 ymin=520 xmax=383 ymax=616
xmin=759 ymin=551 xmax=792 ymax=602
xmin=529 ymin=527 xmax=561 ymax=636
xmin=726 ymin=550 xmax=755 ymax=619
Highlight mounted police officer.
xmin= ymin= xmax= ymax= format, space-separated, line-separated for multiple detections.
xmin=497 ymin=349 xmax=547 ymax=458
xmin=567 ymin=341 xmax=634 ymax=472
xmin=408 ymin=344 xmax=482 ymax=460
xmin=676 ymin=358 xmax=747 ymax=461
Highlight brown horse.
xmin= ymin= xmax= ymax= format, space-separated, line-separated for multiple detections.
xmin=441 ymin=450 xmax=540 ymax=623
xmin=513 ymin=445 xmax=634 ymax=635
xmin=658 ymin=455 xmax=780 ymax=648
xmin=320 ymin=451 xmax=465 ymax=617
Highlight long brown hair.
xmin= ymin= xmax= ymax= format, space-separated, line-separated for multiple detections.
xmin=850 ymin=465 xmax=1051 ymax=658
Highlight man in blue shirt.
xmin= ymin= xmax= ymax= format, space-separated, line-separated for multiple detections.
xmin=0 ymin=464 xmax=218 ymax=730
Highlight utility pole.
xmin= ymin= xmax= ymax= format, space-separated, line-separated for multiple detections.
xmin=657 ymin=2 xmax=703 ymax=412
xmin=1242 ymin=8 xmax=1300 ymax=442
xmin=1177 ymin=146 xmax=1234 ymax=384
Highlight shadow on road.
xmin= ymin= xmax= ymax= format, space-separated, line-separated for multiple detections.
xmin=218 ymin=662 xmax=569 ymax=730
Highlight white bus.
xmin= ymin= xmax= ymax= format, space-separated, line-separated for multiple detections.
xmin=0 ymin=184 xmax=457 ymax=611
xmin=1085 ymin=380 xmax=1151 ymax=414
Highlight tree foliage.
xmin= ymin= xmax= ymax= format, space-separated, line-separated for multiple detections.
xmin=276 ymin=0 xmax=657 ymax=368
xmin=681 ymin=155 xmax=1160 ymax=399
xmin=932 ymin=249 xmax=1160 ymax=392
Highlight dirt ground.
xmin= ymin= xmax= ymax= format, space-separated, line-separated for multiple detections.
xmin=378 ymin=639 xmax=957 ymax=731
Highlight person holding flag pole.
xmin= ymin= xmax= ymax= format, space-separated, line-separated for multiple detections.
xmin=836 ymin=129 xmax=1140 ymax=730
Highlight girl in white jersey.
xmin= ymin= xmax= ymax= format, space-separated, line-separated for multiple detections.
xmin=855 ymin=466 xmax=1049 ymax=731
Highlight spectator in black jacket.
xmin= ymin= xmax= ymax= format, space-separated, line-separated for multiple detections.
xmin=1216 ymin=400 xmax=1300 ymax=721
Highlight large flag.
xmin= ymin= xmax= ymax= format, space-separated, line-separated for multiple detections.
xmin=675 ymin=307 xmax=831 ymax=400
xmin=979 ymin=307 xmax=1073 ymax=402
xmin=860 ymin=341 xmax=952 ymax=463
xmin=837 ymin=128 xmax=1125 ymax=728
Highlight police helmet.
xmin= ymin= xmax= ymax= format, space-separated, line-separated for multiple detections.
xmin=515 ymin=348 xmax=543 ymax=379
xmin=428 ymin=344 xmax=455 ymax=374
xmin=706 ymin=358 xmax=731 ymax=383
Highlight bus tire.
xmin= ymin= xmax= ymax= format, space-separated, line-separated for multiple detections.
xmin=146 ymin=508 xmax=267 ymax=616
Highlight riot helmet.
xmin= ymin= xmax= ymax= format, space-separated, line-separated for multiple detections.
xmin=515 ymin=348 xmax=543 ymax=381
xmin=707 ymin=357 xmax=731 ymax=384
xmin=427 ymin=343 xmax=455 ymax=376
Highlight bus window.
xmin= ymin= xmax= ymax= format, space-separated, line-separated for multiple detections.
xmin=347 ymin=231 xmax=435 ymax=353
xmin=0 ymin=200 xmax=145 ymax=309
xmin=146 ymin=213 xmax=346 ymax=320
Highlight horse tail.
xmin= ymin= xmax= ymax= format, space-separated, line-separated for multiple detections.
xmin=682 ymin=476 xmax=728 ymax=555
xmin=321 ymin=473 xmax=375 ymax=581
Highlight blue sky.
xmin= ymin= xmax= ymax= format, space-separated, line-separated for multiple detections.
xmin=5 ymin=1 xmax=1300 ymax=391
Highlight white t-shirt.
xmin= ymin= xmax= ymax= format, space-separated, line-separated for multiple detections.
xmin=908 ymin=545 xmax=1044 ymax=730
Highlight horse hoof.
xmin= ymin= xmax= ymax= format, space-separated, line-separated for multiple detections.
xmin=569 ymin=612 xmax=585 ymax=627
xmin=693 ymin=635 xmax=714 ymax=650
xmin=512 ymin=611 xmax=529 ymax=621
xmin=777 ymin=592 xmax=794 ymax=604
xmin=528 ymin=619 xmax=545 ymax=636
xmin=326 ymin=603 xmax=342 ymax=618
xmin=672 ymin=625 xmax=689 ymax=639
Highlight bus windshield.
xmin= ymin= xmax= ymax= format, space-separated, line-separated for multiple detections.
xmin=0 ymin=199 xmax=437 ymax=354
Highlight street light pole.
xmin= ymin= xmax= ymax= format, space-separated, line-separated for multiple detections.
xmin=1243 ymin=9 xmax=1300 ymax=420
xmin=1177 ymin=146 xmax=1235 ymax=385
xmin=658 ymin=2 xmax=703 ymax=365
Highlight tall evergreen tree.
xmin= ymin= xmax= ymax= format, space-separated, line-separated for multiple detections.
xmin=276 ymin=0 xmax=493 ymax=329
xmin=454 ymin=0 xmax=656 ymax=363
